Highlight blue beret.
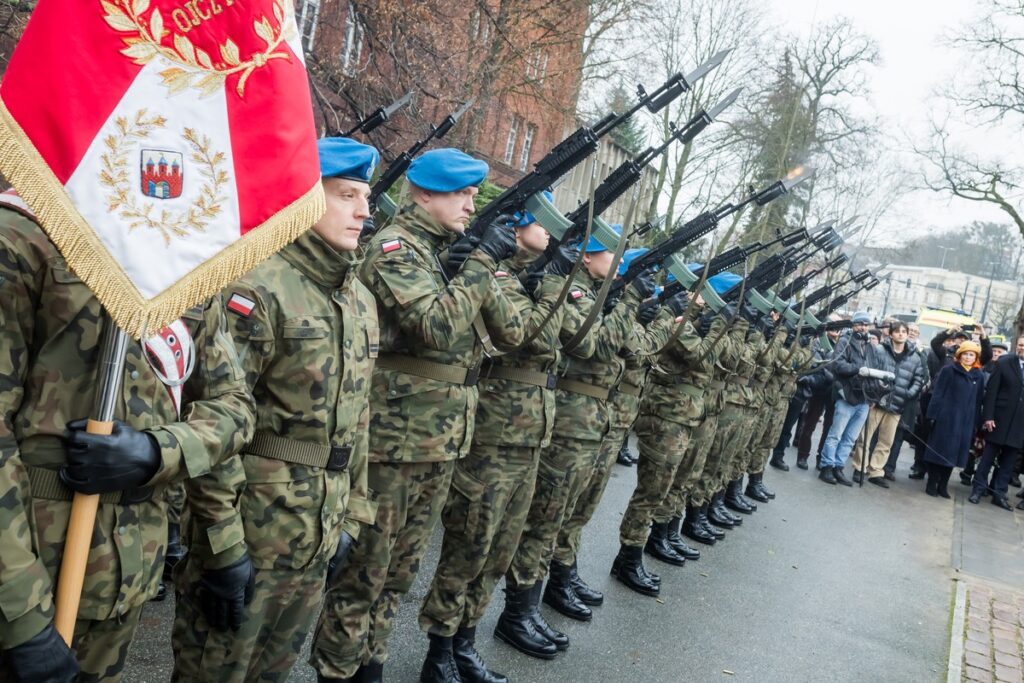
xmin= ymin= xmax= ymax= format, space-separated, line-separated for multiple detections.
xmin=584 ymin=224 xmax=622 ymax=253
xmin=407 ymin=148 xmax=488 ymax=192
xmin=852 ymin=310 xmax=871 ymax=324
xmin=317 ymin=137 xmax=380 ymax=182
xmin=666 ymin=272 xmax=676 ymax=284
xmin=709 ymin=272 xmax=742 ymax=294
xmin=618 ymin=248 xmax=648 ymax=276
xmin=511 ymin=190 xmax=554 ymax=227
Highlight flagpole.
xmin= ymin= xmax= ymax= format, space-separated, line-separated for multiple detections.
xmin=54 ymin=318 xmax=130 ymax=644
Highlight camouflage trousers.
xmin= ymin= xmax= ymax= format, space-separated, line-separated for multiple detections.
xmin=711 ymin=403 xmax=753 ymax=488
xmin=507 ymin=434 xmax=603 ymax=588
xmin=747 ymin=400 xmax=788 ymax=475
xmin=553 ymin=426 xmax=626 ymax=566
xmin=171 ymin=559 xmax=328 ymax=682
xmin=310 ymin=461 xmax=453 ymax=678
xmin=0 ymin=603 xmax=143 ymax=683
xmin=419 ymin=444 xmax=540 ymax=636
xmin=620 ymin=415 xmax=693 ymax=546
xmin=658 ymin=411 xmax=720 ymax=515
xmin=165 ymin=481 xmax=185 ymax=525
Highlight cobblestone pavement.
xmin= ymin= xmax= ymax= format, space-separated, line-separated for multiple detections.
xmin=956 ymin=578 xmax=1024 ymax=683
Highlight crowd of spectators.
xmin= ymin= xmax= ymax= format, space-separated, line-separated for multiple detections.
xmin=770 ymin=315 xmax=1024 ymax=510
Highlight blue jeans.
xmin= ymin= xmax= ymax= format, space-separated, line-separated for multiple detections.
xmin=820 ymin=399 xmax=870 ymax=468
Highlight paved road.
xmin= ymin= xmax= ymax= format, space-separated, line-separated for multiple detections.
xmin=125 ymin=438 xmax=960 ymax=682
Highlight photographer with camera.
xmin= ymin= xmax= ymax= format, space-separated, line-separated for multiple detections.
xmin=818 ymin=312 xmax=889 ymax=486
xmin=850 ymin=322 xmax=927 ymax=487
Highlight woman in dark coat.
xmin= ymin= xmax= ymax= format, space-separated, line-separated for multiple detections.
xmin=924 ymin=341 xmax=985 ymax=498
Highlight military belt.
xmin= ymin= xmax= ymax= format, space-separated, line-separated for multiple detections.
xmin=27 ymin=466 xmax=154 ymax=505
xmin=615 ymin=381 xmax=643 ymax=398
xmin=482 ymin=363 xmax=557 ymax=390
xmin=377 ymin=353 xmax=480 ymax=387
xmin=246 ymin=432 xmax=350 ymax=471
xmin=556 ymin=377 xmax=610 ymax=400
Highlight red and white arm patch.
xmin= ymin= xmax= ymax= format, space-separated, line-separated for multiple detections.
xmin=494 ymin=271 xmax=510 ymax=278
xmin=381 ymin=239 xmax=403 ymax=254
xmin=227 ymin=293 xmax=256 ymax=317
xmin=570 ymin=290 xmax=584 ymax=301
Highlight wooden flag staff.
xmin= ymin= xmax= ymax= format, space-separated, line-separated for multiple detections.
xmin=54 ymin=320 xmax=129 ymax=644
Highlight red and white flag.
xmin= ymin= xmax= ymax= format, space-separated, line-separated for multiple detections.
xmin=0 ymin=0 xmax=324 ymax=338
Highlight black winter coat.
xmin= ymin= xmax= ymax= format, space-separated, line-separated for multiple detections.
xmin=981 ymin=353 xmax=1024 ymax=448
xmin=925 ymin=364 xmax=984 ymax=469
xmin=874 ymin=339 xmax=927 ymax=415
xmin=830 ymin=331 xmax=887 ymax=406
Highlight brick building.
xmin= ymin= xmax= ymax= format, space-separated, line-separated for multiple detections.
xmin=298 ymin=0 xmax=588 ymax=190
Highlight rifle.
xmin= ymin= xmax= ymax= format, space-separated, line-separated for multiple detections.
xmin=776 ymin=253 xmax=850 ymax=301
xmin=815 ymin=273 xmax=877 ymax=318
xmin=340 ymin=91 xmax=414 ymax=137
xmin=369 ymin=99 xmax=474 ymax=211
xmin=466 ymin=49 xmax=734 ymax=237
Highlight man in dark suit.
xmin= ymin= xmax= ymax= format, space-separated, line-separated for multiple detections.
xmin=971 ymin=336 xmax=1024 ymax=509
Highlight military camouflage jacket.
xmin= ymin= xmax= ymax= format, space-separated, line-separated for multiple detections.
xmin=554 ymin=273 xmax=645 ymax=441
xmin=183 ymin=230 xmax=378 ymax=572
xmin=474 ymin=255 xmax=566 ymax=449
xmin=753 ymin=327 xmax=788 ymax=407
xmin=0 ymin=208 xmax=253 ymax=647
xmin=645 ymin=313 xmax=727 ymax=427
xmin=723 ymin=319 xmax=757 ymax=407
xmin=360 ymin=204 xmax=523 ymax=463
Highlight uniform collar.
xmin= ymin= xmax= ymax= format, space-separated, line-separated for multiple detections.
xmin=397 ymin=203 xmax=459 ymax=246
xmin=279 ymin=229 xmax=359 ymax=288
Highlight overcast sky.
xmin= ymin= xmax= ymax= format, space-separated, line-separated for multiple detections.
xmin=767 ymin=0 xmax=1018 ymax=245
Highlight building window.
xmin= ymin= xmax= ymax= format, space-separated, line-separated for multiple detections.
xmin=504 ymin=116 xmax=521 ymax=164
xmin=525 ymin=49 xmax=547 ymax=82
xmin=298 ymin=0 xmax=320 ymax=50
xmin=341 ymin=3 xmax=365 ymax=75
xmin=470 ymin=8 xmax=490 ymax=42
xmin=519 ymin=123 xmax=536 ymax=171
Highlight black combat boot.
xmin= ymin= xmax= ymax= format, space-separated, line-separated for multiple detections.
xmin=610 ymin=545 xmax=660 ymax=597
xmin=493 ymin=585 xmax=559 ymax=659
xmin=542 ymin=561 xmax=592 ymax=621
xmin=744 ymin=472 xmax=770 ymax=503
xmin=568 ymin=560 xmax=603 ymax=606
xmin=420 ymin=634 xmax=462 ymax=683
xmin=681 ymin=505 xmax=716 ymax=545
xmin=164 ymin=521 xmax=186 ymax=581
xmin=666 ymin=516 xmax=701 ymax=559
xmin=752 ymin=472 xmax=776 ymax=500
xmin=527 ymin=582 xmax=569 ymax=651
xmin=644 ymin=521 xmax=687 ymax=566
xmin=707 ymin=492 xmax=736 ymax=528
xmin=769 ymin=452 xmax=790 ymax=471
xmin=352 ymin=661 xmax=384 ymax=683
xmin=453 ymin=626 xmax=508 ymax=683
xmin=714 ymin=488 xmax=745 ymax=523
xmin=616 ymin=441 xmax=634 ymax=466
xmin=697 ymin=503 xmax=726 ymax=540
xmin=725 ymin=477 xmax=757 ymax=513
xmin=318 ymin=672 xmax=354 ymax=683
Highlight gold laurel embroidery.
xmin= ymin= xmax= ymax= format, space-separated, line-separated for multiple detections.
xmin=99 ymin=109 xmax=228 ymax=245
xmin=101 ymin=0 xmax=298 ymax=97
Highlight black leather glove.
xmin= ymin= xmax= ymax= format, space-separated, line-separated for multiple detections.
xmin=523 ymin=269 xmax=546 ymax=296
xmin=447 ymin=233 xmax=480 ymax=273
xmin=360 ymin=216 xmax=376 ymax=239
xmin=630 ymin=269 xmax=656 ymax=299
xmin=197 ymin=554 xmax=255 ymax=632
xmin=326 ymin=530 xmax=356 ymax=586
xmin=697 ymin=309 xmax=716 ymax=337
xmin=666 ymin=292 xmax=688 ymax=316
xmin=61 ymin=419 xmax=160 ymax=495
xmin=476 ymin=223 xmax=517 ymax=263
xmin=2 ymin=622 xmax=79 ymax=683
xmin=545 ymin=243 xmax=578 ymax=278
xmin=636 ymin=299 xmax=659 ymax=326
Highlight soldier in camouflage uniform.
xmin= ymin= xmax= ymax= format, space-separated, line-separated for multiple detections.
xmin=171 ymin=138 xmax=381 ymax=683
xmin=614 ymin=296 xmax=719 ymax=594
xmin=0 ymin=197 xmax=254 ymax=683
xmin=503 ymin=230 xmax=649 ymax=633
xmin=550 ymin=248 xmax=670 ymax=608
xmin=311 ymin=148 xmax=523 ymax=683
xmin=418 ymin=201 xmax=568 ymax=683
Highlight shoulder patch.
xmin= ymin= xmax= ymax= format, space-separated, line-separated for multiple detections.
xmin=570 ymin=290 xmax=584 ymax=301
xmin=381 ymin=239 xmax=403 ymax=254
xmin=494 ymin=271 xmax=510 ymax=278
xmin=226 ymin=293 xmax=256 ymax=317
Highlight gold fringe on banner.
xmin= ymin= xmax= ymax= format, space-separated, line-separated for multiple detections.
xmin=0 ymin=100 xmax=325 ymax=340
